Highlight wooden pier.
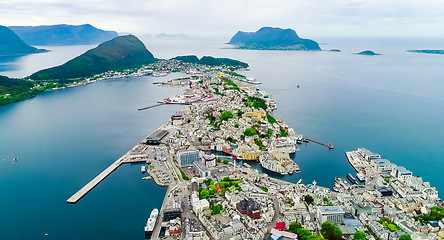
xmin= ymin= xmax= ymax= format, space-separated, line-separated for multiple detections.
xmin=138 ymin=103 xmax=165 ymax=111
xmin=303 ymin=137 xmax=334 ymax=149
xmin=67 ymin=156 xmax=125 ymax=204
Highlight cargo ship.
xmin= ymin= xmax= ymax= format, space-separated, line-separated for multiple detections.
xmin=145 ymin=208 xmax=158 ymax=239
xmin=347 ymin=173 xmax=358 ymax=185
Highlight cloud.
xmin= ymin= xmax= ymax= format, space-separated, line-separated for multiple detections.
xmin=1 ymin=0 xmax=444 ymax=38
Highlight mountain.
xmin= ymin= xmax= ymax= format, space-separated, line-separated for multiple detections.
xmin=0 ymin=75 xmax=33 ymax=95
xmin=173 ymin=55 xmax=248 ymax=68
xmin=0 ymin=26 xmax=47 ymax=56
xmin=9 ymin=24 xmax=118 ymax=46
xmin=407 ymin=50 xmax=444 ymax=55
xmin=355 ymin=50 xmax=381 ymax=55
xmin=30 ymin=35 xmax=155 ymax=81
xmin=227 ymin=27 xmax=321 ymax=51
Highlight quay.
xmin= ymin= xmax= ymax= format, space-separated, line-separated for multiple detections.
xmin=138 ymin=103 xmax=165 ymax=111
xmin=303 ymin=137 xmax=334 ymax=149
xmin=151 ymin=185 xmax=172 ymax=239
xmin=67 ymin=156 xmax=125 ymax=204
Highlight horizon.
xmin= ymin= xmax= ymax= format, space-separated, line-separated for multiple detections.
xmin=1 ymin=0 xmax=444 ymax=39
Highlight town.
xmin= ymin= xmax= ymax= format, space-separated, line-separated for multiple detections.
xmin=68 ymin=59 xmax=444 ymax=240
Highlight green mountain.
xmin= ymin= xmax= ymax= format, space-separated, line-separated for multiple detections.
xmin=227 ymin=27 xmax=321 ymax=51
xmin=0 ymin=75 xmax=33 ymax=95
xmin=173 ymin=55 xmax=248 ymax=68
xmin=30 ymin=35 xmax=156 ymax=81
xmin=0 ymin=26 xmax=47 ymax=56
xmin=9 ymin=24 xmax=118 ymax=46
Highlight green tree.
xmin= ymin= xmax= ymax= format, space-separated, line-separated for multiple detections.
xmin=333 ymin=227 xmax=343 ymax=240
xmin=244 ymin=127 xmax=257 ymax=136
xmin=399 ymin=235 xmax=412 ymax=240
xmin=223 ymin=159 xmax=229 ymax=164
xmin=321 ymin=221 xmax=335 ymax=240
xmin=304 ymin=194 xmax=314 ymax=205
xmin=199 ymin=189 xmax=209 ymax=199
xmin=353 ymin=231 xmax=367 ymax=240
xmin=288 ymin=222 xmax=301 ymax=233
xmin=220 ymin=111 xmax=233 ymax=121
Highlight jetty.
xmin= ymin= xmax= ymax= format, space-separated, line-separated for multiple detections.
xmin=67 ymin=157 xmax=125 ymax=204
xmin=303 ymin=137 xmax=334 ymax=149
xmin=138 ymin=103 xmax=165 ymax=111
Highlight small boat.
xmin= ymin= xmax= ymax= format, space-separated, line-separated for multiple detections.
xmin=333 ymin=186 xmax=339 ymax=192
xmin=356 ymin=173 xmax=366 ymax=182
xmin=303 ymin=138 xmax=309 ymax=143
xmin=288 ymin=171 xmax=294 ymax=175
xmin=142 ymin=176 xmax=152 ymax=180
xmin=141 ymin=165 xmax=146 ymax=173
xmin=347 ymin=173 xmax=358 ymax=185
xmin=297 ymin=179 xmax=302 ymax=184
xmin=13 ymin=157 xmax=18 ymax=161
xmin=297 ymin=84 xmax=300 ymax=88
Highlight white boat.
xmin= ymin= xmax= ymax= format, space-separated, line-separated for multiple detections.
xmin=141 ymin=165 xmax=146 ymax=173
xmin=238 ymin=77 xmax=261 ymax=85
xmin=243 ymin=162 xmax=251 ymax=168
xmin=145 ymin=209 xmax=159 ymax=239
xmin=356 ymin=173 xmax=366 ymax=182
xmin=297 ymin=179 xmax=302 ymax=184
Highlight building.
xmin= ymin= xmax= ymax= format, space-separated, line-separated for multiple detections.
xmin=392 ymin=166 xmax=413 ymax=182
xmin=145 ymin=129 xmax=169 ymax=145
xmin=316 ymin=206 xmax=345 ymax=225
xmin=194 ymin=161 xmax=211 ymax=178
xmin=191 ymin=193 xmax=209 ymax=213
xmin=203 ymin=154 xmax=217 ymax=168
xmin=177 ymin=149 xmax=199 ymax=167
xmin=236 ymin=198 xmax=261 ymax=219
xmin=357 ymin=148 xmax=381 ymax=161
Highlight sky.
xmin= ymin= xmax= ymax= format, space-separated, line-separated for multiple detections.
xmin=1 ymin=0 xmax=444 ymax=38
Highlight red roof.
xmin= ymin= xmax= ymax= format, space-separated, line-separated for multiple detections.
xmin=275 ymin=222 xmax=285 ymax=231
xmin=216 ymin=185 xmax=222 ymax=194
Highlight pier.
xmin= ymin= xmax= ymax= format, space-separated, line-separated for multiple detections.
xmin=138 ymin=103 xmax=165 ymax=111
xmin=303 ymin=137 xmax=334 ymax=149
xmin=67 ymin=156 xmax=125 ymax=204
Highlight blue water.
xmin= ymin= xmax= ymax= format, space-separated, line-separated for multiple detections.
xmin=1 ymin=37 xmax=444 ymax=239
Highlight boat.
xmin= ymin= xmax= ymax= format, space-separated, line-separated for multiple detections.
xmin=238 ymin=77 xmax=261 ymax=85
xmin=303 ymin=138 xmax=309 ymax=143
xmin=347 ymin=173 xmax=358 ymax=185
xmin=243 ymin=162 xmax=251 ymax=168
xmin=333 ymin=186 xmax=339 ymax=192
xmin=145 ymin=209 xmax=159 ymax=239
xmin=288 ymin=171 xmax=294 ymax=175
xmin=297 ymin=179 xmax=302 ymax=184
xmin=356 ymin=173 xmax=366 ymax=182
xmin=141 ymin=165 xmax=146 ymax=173
xmin=142 ymin=176 xmax=152 ymax=180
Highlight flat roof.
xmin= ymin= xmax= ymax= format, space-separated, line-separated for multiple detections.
xmin=146 ymin=129 xmax=168 ymax=141
xmin=318 ymin=206 xmax=345 ymax=215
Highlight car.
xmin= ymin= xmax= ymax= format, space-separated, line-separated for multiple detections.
xmin=218 ymin=169 xmax=224 ymax=172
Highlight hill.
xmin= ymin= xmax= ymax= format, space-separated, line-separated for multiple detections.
xmin=355 ymin=50 xmax=381 ymax=55
xmin=0 ymin=75 xmax=33 ymax=95
xmin=30 ymin=35 xmax=156 ymax=81
xmin=0 ymin=26 xmax=47 ymax=56
xmin=9 ymin=24 xmax=118 ymax=46
xmin=173 ymin=55 xmax=248 ymax=68
xmin=227 ymin=27 xmax=321 ymax=51
xmin=407 ymin=50 xmax=444 ymax=55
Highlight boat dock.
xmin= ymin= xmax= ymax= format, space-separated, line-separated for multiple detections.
xmin=151 ymin=185 xmax=173 ymax=239
xmin=303 ymin=137 xmax=334 ymax=149
xmin=67 ymin=156 xmax=125 ymax=204
xmin=138 ymin=103 xmax=165 ymax=111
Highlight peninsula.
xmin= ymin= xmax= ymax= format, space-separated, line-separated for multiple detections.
xmin=0 ymin=25 xmax=47 ymax=57
xmin=9 ymin=24 xmax=118 ymax=46
xmin=227 ymin=27 xmax=321 ymax=51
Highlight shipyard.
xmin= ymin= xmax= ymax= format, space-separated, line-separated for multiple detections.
xmin=66 ymin=59 xmax=443 ymax=240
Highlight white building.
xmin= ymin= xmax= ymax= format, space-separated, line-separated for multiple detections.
xmin=316 ymin=206 xmax=345 ymax=225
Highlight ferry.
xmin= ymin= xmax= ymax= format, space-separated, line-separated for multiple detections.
xmin=347 ymin=173 xmax=358 ymax=185
xmin=356 ymin=173 xmax=366 ymax=182
xmin=142 ymin=176 xmax=152 ymax=180
xmin=141 ymin=165 xmax=146 ymax=173
xmin=145 ymin=209 xmax=159 ymax=239
xmin=238 ymin=77 xmax=261 ymax=85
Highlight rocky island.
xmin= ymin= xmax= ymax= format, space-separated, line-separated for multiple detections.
xmin=227 ymin=27 xmax=321 ymax=51
xmin=407 ymin=50 xmax=444 ymax=55
xmin=355 ymin=50 xmax=381 ymax=55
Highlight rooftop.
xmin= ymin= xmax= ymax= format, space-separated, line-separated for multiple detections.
xmin=318 ymin=206 xmax=345 ymax=215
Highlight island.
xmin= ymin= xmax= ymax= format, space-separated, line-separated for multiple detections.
xmin=407 ymin=50 xmax=444 ymax=55
xmin=172 ymin=55 xmax=248 ymax=68
xmin=355 ymin=50 xmax=381 ymax=55
xmin=227 ymin=27 xmax=321 ymax=51
xmin=0 ymin=25 xmax=47 ymax=57
xmin=9 ymin=24 xmax=118 ymax=46
xmin=328 ymin=49 xmax=341 ymax=52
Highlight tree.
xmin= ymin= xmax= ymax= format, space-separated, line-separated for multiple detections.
xmin=321 ymin=221 xmax=335 ymax=240
xmin=244 ymin=127 xmax=257 ymax=136
xmin=353 ymin=231 xmax=367 ymax=240
xmin=288 ymin=222 xmax=302 ymax=233
xmin=332 ymin=226 xmax=343 ymax=240
xmin=199 ymin=189 xmax=209 ymax=199
xmin=304 ymin=194 xmax=314 ymax=205
xmin=399 ymin=235 xmax=412 ymax=240
xmin=220 ymin=111 xmax=233 ymax=121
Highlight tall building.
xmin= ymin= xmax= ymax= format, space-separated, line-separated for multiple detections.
xmin=316 ymin=206 xmax=345 ymax=225
xmin=177 ymin=149 xmax=199 ymax=167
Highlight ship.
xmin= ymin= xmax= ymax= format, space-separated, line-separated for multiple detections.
xmin=145 ymin=208 xmax=159 ymax=239
xmin=141 ymin=165 xmax=146 ymax=173
xmin=356 ymin=172 xmax=366 ymax=182
xmin=238 ymin=77 xmax=261 ymax=85
xmin=243 ymin=162 xmax=251 ymax=168
xmin=347 ymin=173 xmax=358 ymax=185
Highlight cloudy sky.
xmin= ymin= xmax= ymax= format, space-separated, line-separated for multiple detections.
xmin=1 ymin=0 xmax=444 ymax=38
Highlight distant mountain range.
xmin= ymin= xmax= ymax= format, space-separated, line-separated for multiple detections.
xmin=0 ymin=26 xmax=47 ymax=57
xmin=227 ymin=27 xmax=321 ymax=51
xmin=9 ymin=24 xmax=118 ymax=46
xmin=30 ymin=35 xmax=155 ymax=80
xmin=173 ymin=55 xmax=248 ymax=68
xmin=407 ymin=50 xmax=444 ymax=55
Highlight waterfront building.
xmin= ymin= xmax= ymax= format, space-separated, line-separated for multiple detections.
xmin=316 ymin=206 xmax=345 ymax=225
xmin=177 ymin=149 xmax=199 ymax=167
xmin=357 ymin=148 xmax=381 ymax=161
xmin=194 ymin=161 xmax=211 ymax=178
xmin=392 ymin=166 xmax=413 ymax=182
xmin=145 ymin=129 xmax=169 ymax=145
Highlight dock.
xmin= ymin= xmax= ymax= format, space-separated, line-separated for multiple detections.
xmin=138 ymin=103 xmax=165 ymax=111
xmin=303 ymin=137 xmax=334 ymax=149
xmin=67 ymin=156 xmax=125 ymax=204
